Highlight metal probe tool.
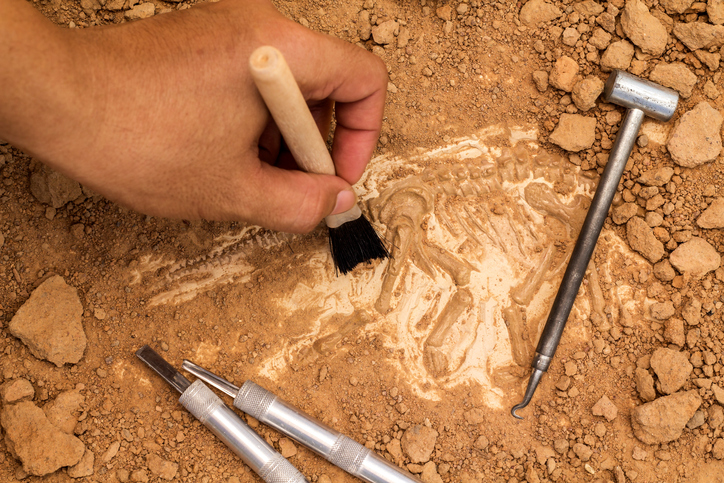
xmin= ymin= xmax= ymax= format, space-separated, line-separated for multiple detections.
xmin=511 ymin=70 xmax=679 ymax=419
xmin=182 ymin=359 xmax=422 ymax=483
xmin=136 ymin=346 xmax=309 ymax=483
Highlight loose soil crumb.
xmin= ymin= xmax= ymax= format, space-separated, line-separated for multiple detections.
xmin=2 ymin=0 xmax=724 ymax=482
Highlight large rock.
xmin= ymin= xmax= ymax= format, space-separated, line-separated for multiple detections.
xmin=125 ymin=2 xmax=155 ymax=19
xmin=600 ymin=40 xmax=635 ymax=72
xmin=1 ymin=401 xmax=85 ymax=476
xmin=648 ymin=62 xmax=698 ymax=98
xmin=673 ymin=22 xmax=724 ymax=50
xmin=669 ymin=237 xmax=721 ymax=277
xmin=519 ymin=0 xmax=563 ymax=26
xmin=698 ymin=198 xmax=724 ymax=229
xmin=8 ymin=276 xmax=86 ymax=367
xmin=621 ymin=0 xmax=669 ymax=56
xmin=632 ymin=390 xmax=702 ymax=444
xmin=29 ymin=162 xmax=82 ymax=209
xmin=549 ymin=114 xmax=596 ymax=152
xmin=626 ymin=216 xmax=665 ymax=263
xmin=667 ymin=102 xmax=723 ymax=168
xmin=650 ymin=348 xmax=693 ymax=394
xmin=401 ymin=425 xmax=438 ymax=463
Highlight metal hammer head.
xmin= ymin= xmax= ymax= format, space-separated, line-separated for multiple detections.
xmin=603 ymin=70 xmax=679 ymax=122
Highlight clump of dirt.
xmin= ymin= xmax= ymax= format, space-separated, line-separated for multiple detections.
xmin=2 ymin=0 xmax=724 ymax=482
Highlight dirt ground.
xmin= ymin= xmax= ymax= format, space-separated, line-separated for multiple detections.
xmin=2 ymin=0 xmax=724 ymax=482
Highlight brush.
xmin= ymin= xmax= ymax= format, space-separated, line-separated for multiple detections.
xmin=249 ymin=45 xmax=388 ymax=274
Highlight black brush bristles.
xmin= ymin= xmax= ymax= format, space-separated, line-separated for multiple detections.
xmin=328 ymin=214 xmax=389 ymax=274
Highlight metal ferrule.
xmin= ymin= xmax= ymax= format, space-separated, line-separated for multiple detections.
xmin=180 ymin=381 xmax=308 ymax=483
xmin=236 ymin=381 xmax=421 ymax=483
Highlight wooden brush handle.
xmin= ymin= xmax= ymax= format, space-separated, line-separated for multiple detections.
xmin=249 ymin=46 xmax=336 ymax=176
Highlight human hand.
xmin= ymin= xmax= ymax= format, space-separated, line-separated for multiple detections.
xmin=1 ymin=0 xmax=387 ymax=233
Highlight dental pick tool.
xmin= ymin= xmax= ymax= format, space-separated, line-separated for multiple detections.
xmin=136 ymin=346 xmax=308 ymax=483
xmin=182 ymin=359 xmax=421 ymax=483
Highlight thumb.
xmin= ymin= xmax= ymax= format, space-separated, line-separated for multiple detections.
xmin=247 ymin=162 xmax=356 ymax=234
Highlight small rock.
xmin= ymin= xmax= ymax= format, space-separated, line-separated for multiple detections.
xmin=29 ymin=162 xmax=82 ymax=209
xmin=147 ymin=454 xmax=178 ymax=480
xmin=8 ymin=275 xmax=86 ymax=367
xmin=358 ymin=10 xmax=371 ymax=40
xmin=125 ymin=3 xmax=155 ymax=19
xmin=130 ymin=469 xmax=149 ymax=483
xmin=474 ymin=435 xmax=489 ymax=450
xmin=549 ymin=113 xmax=596 ymax=152
xmin=672 ymin=22 xmax=724 ymax=51
xmin=612 ymin=202 xmax=639 ymax=225
xmin=519 ymin=0 xmax=563 ymax=26
xmin=664 ymin=318 xmax=686 ymax=347
xmin=44 ymin=389 xmax=84 ymax=434
xmin=371 ymin=20 xmax=398 ymax=45
xmin=632 ymin=445 xmax=648 ymax=461
xmin=650 ymin=301 xmax=675 ymax=320
xmin=278 ymin=438 xmax=297 ymax=458
xmin=686 ymin=409 xmax=706 ymax=429
xmin=67 ymin=449 xmax=94 ymax=478
xmin=632 ymin=390 xmax=702 ymax=444
xmin=532 ymin=71 xmax=549 ymax=92
xmin=1 ymin=401 xmax=85 ymax=476
xmin=669 ymin=237 xmax=721 ymax=277
xmin=573 ymin=443 xmax=593 ymax=462
xmin=709 ymin=405 xmax=724 ymax=428
xmin=562 ymin=27 xmax=581 ymax=46
xmin=401 ymin=425 xmax=438 ymax=463
xmin=592 ymin=395 xmax=618 ymax=421
xmin=714 ymin=385 xmax=724 ymax=405
xmin=549 ymin=56 xmax=579 ymax=92
xmin=627 ymin=216 xmax=664 ymax=263
xmin=572 ymin=76 xmax=604 ymax=111
xmin=668 ymin=101 xmax=723 ymax=168
xmin=1 ymin=379 xmax=35 ymax=404
xmin=102 ymin=440 xmax=121 ymax=463
xmin=695 ymin=50 xmax=721 ymax=71
xmin=435 ymin=5 xmax=452 ymax=20
xmin=650 ymin=348 xmax=693 ymax=394
xmin=553 ymin=439 xmax=569 ymax=455
xmin=710 ymin=0 xmax=724 ymax=25
xmin=387 ymin=438 xmax=403 ymax=460
xmin=714 ymin=439 xmax=724 ymax=460
xmin=621 ymin=0 xmax=669 ymax=56
xmin=682 ymin=298 xmax=701 ymax=325
xmin=574 ymin=0 xmax=604 ymax=16
xmin=698 ymin=198 xmax=724 ymax=229
xmin=653 ymin=260 xmax=676 ymax=282
xmin=638 ymin=167 xmax=674 ymax=187
xmin=600 ymin=40 xmax=635 ymax=72
xmin=660 ymin=0 xmax=695 ymax=14
xmin=648 ymin=62 xmax=698 ymax=98
xmin=589 ymin=28 xmax=612 ymax=50
xmin=635 ymin=367 xmax=657 ymax=402
xmin=463 ymin=407 xmax=485 ymax=425
xmin=420 ymin=461 xmax=444 ymax=483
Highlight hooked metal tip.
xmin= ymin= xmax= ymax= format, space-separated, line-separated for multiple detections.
xmin=510 ymin=367 xmax=545 ymax=420
xmin=511 ymin=402 xmax=527 ymax=420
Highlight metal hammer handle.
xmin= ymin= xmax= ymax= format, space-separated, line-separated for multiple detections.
xmin=511 ymin=70 xmax=678 ymax=418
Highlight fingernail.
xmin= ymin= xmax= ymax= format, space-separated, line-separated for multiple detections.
xmin=331 ymin=188 xmax=356 ymax=215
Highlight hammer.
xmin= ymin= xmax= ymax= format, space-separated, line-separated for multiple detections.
xmin=511 ymin=70 xmax=679 ymax=418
